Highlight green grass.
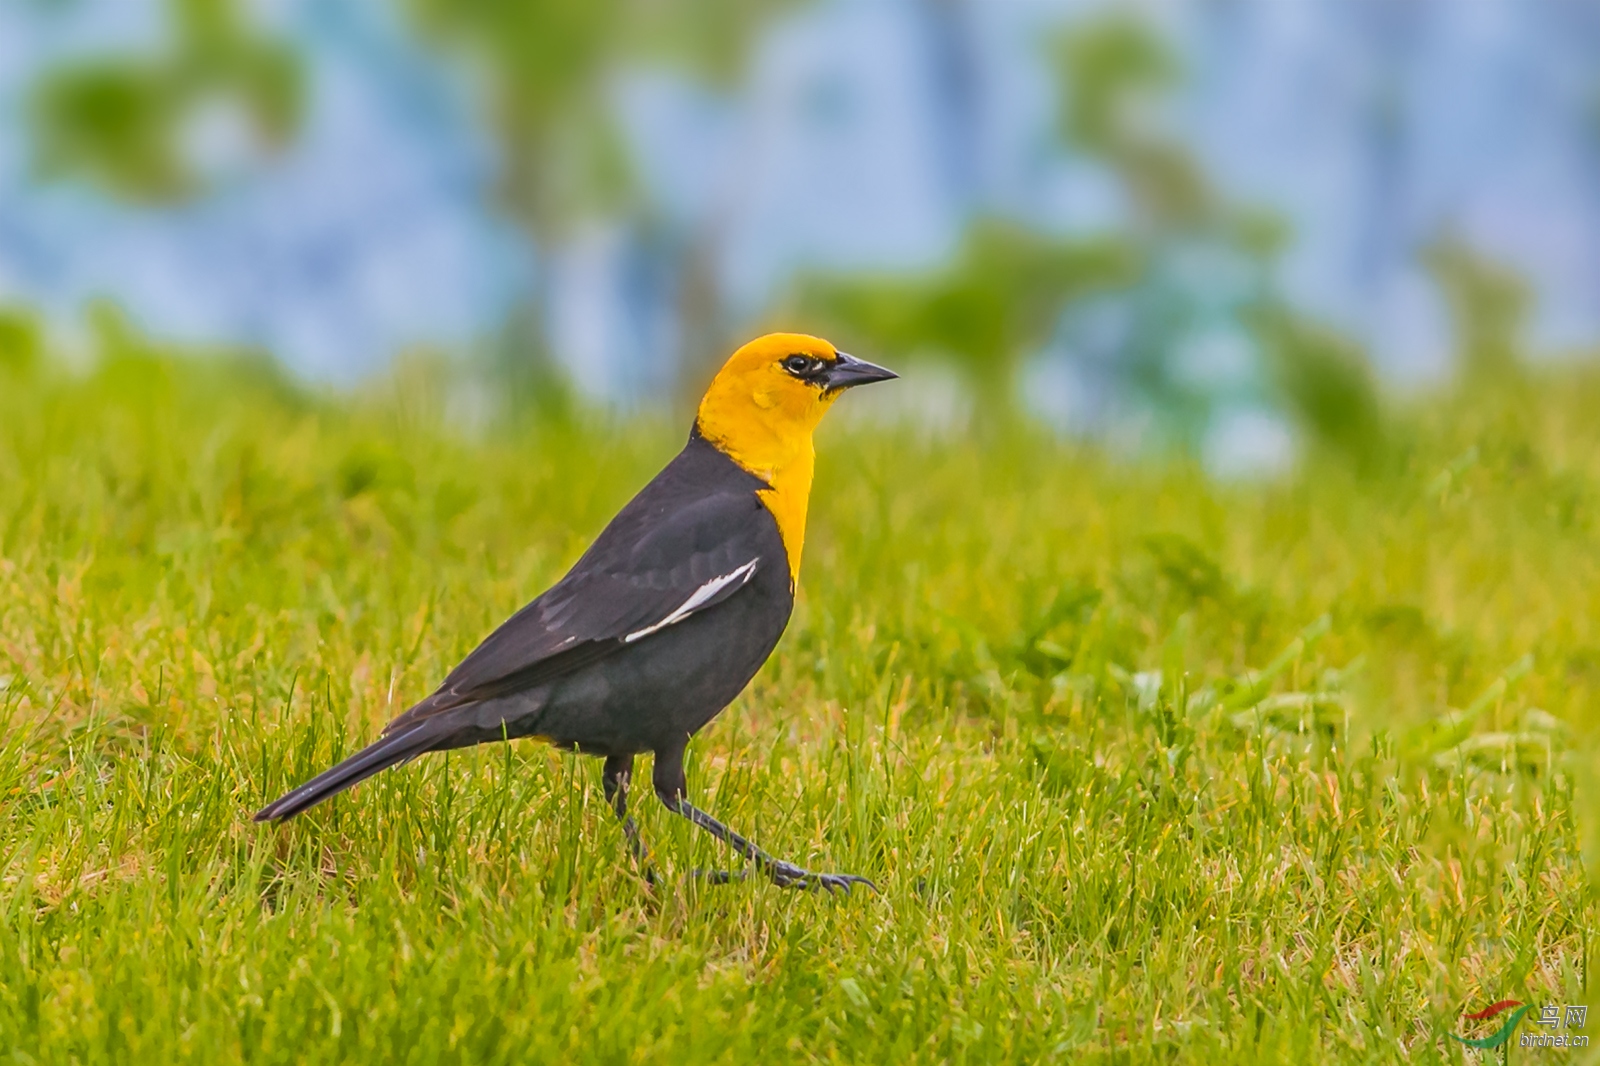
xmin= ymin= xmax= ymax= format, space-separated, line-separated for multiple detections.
xmin=0 ymin=349 xmax=1595 ymax=1063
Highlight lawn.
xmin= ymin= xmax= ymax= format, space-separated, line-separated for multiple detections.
xmin=0 ymin=347 xmax=1595 ymax=1063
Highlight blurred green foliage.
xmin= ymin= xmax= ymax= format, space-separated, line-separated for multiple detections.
xmin=27 ymin=0 xmax=303 ymax=201
xmin=1054 ymin=14 xmax=1208 ymax=228
xmin=795 ymin=13 xmax=1296 ymax=447
xmin=1425 ymin=233 xmax=1533 ymax=382
xmin=796 ymin=221 xmax=1133 ymax=409
xmin=0 ymin=308 xmax=43 ymax=380
xmin=1255 ymin=310 xmax=1391 ymax=474
xmin=397 ymin=0 xmax=808 ymax=393
xmin=1055 ymin=14 xmax=1175 ymax=153
xmin=10 ymin=0 xmax=1551 ymax=481
xmin=404 ymin=0 xmax=803 ymax=230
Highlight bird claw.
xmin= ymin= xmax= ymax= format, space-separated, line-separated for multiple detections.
xmin=766 ymin=861 xmax=877 ymax=895
xmin=688 ymin=862 xmax=876 ymax=894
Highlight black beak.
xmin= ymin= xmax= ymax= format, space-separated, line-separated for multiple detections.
xmin=822 ymin=351 xmax=898 ymax=391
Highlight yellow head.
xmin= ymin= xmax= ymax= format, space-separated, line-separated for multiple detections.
xmin=694 ymin=332 xmax=896 ymax=581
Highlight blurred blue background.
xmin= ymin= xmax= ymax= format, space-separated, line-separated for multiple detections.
xmin=2 ymin=0 xmax=1596 ymax=474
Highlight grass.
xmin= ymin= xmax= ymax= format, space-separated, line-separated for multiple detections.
xmin=0 ymin=347 xmax=1595 ymax=1063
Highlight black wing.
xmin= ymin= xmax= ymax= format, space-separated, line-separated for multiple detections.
xmin=385 ymin=485 xmax=771 ymax=731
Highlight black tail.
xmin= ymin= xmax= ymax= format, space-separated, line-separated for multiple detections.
xmin=253 ymin=722 xmax=445 ymax=822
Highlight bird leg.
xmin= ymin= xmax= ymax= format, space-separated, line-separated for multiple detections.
xmin=651 ymin=750 xmax=876 ymax=894
xmin=602 ymin=754 xmax=655 ymax=883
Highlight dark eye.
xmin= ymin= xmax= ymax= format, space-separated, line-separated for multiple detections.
xmin=782 ymin=354 xmax=815 ymax=375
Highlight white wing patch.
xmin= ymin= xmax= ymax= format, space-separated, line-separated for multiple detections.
xmin=622 ymin=560 xmax=759 ymax=644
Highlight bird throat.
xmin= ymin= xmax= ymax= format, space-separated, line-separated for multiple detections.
xmin=696 ymin=422 xmax=814 ymax=585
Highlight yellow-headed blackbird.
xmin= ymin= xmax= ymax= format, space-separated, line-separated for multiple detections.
xmin=255 ymin=333 xmax=896 ymax=892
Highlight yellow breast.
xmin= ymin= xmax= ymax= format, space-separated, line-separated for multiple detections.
xmin=696 ymin=417 xmax=814 ymax=584
xmin=755 ymin=446 xmax=814 ymax=585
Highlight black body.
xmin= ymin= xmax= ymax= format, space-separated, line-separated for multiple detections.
xmin=402 ymin=430 xmax=793 ymax=756
xmin=255 ymin=430 xmax=792 ymax=823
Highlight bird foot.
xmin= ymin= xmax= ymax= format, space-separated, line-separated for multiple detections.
xmin=690 ymin=863 xmax=875 ymax=893
xmin=765 ymin=860 xmax=877 ymax=894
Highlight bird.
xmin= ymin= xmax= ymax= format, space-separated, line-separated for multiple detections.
xmin=254 ymin=333 xmax=897 ymax=892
